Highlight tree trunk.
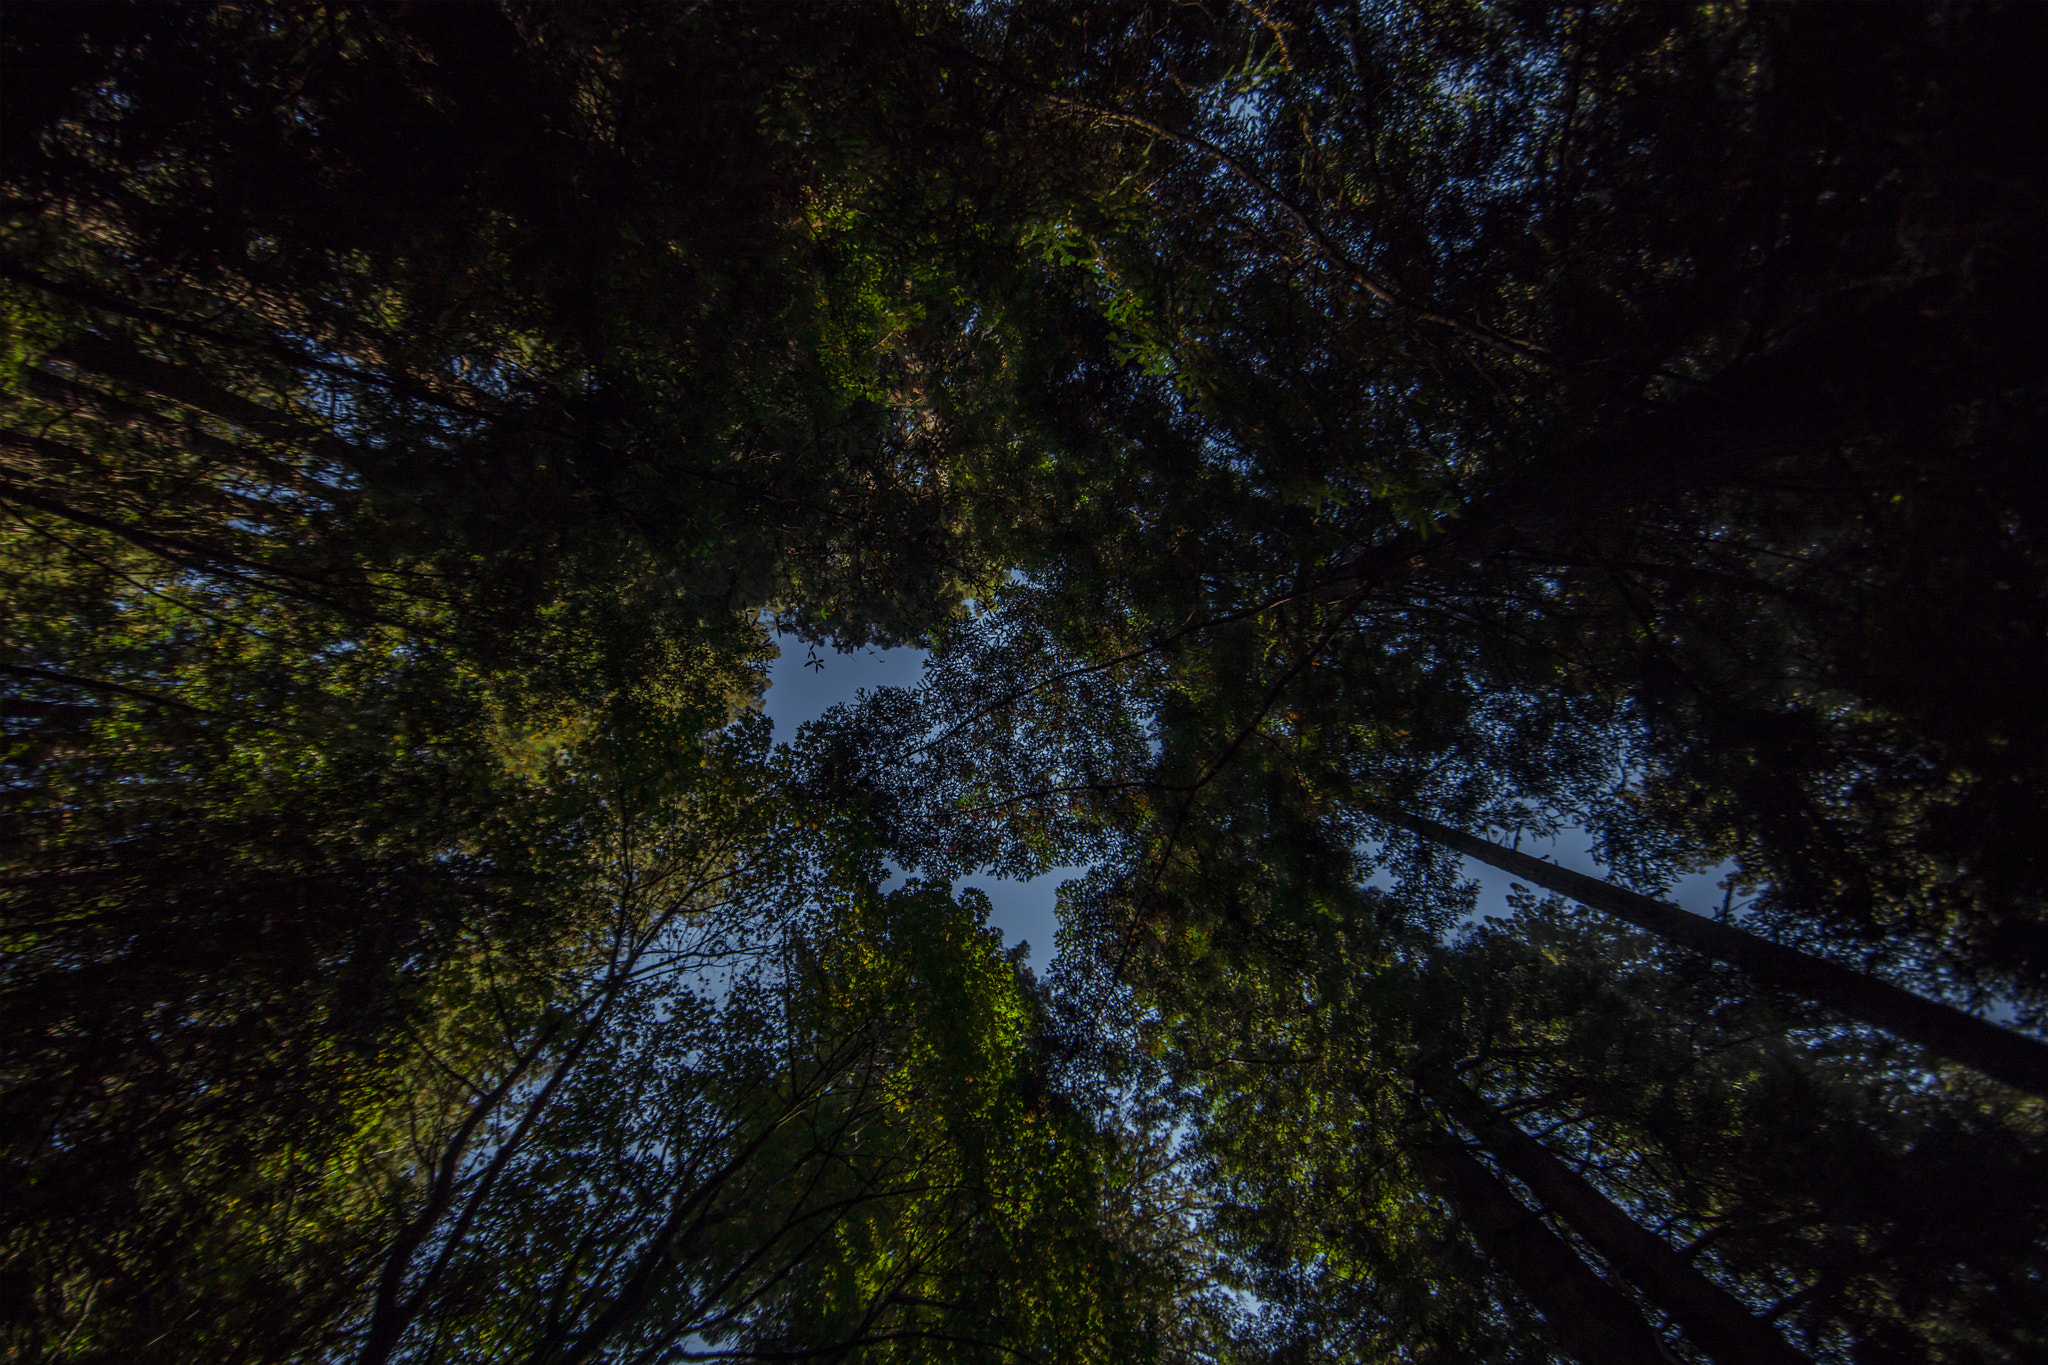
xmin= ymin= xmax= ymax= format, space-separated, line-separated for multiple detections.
xmin=1439 ymin=1081 xmax=1809 ymax=1365
xmin=1416 ymin=1135 xmax=1675 ymax=1365
xmin=1384 ymin=809 xmax=2048 ymax=1097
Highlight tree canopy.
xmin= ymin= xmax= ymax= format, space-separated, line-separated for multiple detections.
xmin=4 ymin=3 xmax=2045 ymax=1362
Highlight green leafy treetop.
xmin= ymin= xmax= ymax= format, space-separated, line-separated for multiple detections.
xmin=7 ymin=3 xmax=2048 ymax=1362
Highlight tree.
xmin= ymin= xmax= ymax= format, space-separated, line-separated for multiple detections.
xmin=1431 ymin=1078 xmax=1808 ymax=1365
xmin=1379 ymin=809 xmax=2048 ymax=1097
xmin=11 ymin=3 xmax=2048 ymax=1360
xmin=791 ymin=15 xmax=2048 ymax=1355
xmin=1 ymin=5 xmax=1151 ymax=1356
xmin=332 ymin=720 xmax=1168 ymax=1365
xmin=1138 ymin=870 xmax=2048 ymax=1363
xmin=7 ymin=702 xmax=1168 ymax=1362
xmin=951 ymin=0 xmax=2048 ymax=1003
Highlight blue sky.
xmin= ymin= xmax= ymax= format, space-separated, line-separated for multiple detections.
xmin=762 ymin=636 xmax=1744 ymax=964
xmin=1445 ymin=834 xmax=1740 ymax=927
xmin=760 ymin=636 xmax=1075 ymax=966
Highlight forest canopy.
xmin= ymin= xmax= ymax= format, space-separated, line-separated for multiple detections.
xmin=2 ymin=2 xmax=2044 ymax=1362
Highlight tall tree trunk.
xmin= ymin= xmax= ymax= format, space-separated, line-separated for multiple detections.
xmin=1438 ymin=1080 xmax=1809 ymax=1365
xmin=1384 ymin=809 xmax=2048 ymax=1097
xmin=1415 ymin=1135 xmax=1676 ymax=1365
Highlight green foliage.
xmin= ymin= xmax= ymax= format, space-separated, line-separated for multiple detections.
xmin=802 ymin=4 xmax=2048 ymax=1361
xmin=6 ymin=3 xmax=2048 ymax=1363
xmin=0 ymin=3 xmax=1154 ymax=1358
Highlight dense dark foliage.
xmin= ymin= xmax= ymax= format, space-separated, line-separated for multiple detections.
xmin=3 ymin=3 xmax=2044 ymax=1363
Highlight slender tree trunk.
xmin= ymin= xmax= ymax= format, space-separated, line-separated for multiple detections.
xmin=1383 ymin=809 xmax=2048 ymax=1097
xmin=1439 ymin=1081 xmax=1809 ymax=1365
xmin=49 ymin=338 xmax=323 ymax=447
xmin=1415 ymin=1135 xmax=1675 ymax=1365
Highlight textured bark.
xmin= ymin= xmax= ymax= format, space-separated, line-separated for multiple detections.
xmin=1442 ymin=1082 xmax=1810 ymax=1365
xmin=1417 ymin=1136 xmax=1675 ymax=1365
xmin=1387 ymin=810 xmax=2048 ymax=1097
